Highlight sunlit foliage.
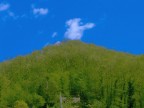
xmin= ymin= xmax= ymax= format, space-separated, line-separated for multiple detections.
xmin=0 ymin=41 xmax=143 ymax=108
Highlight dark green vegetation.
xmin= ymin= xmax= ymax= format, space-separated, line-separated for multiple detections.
xmin=0 ymin=41 xmax=144 ymax=108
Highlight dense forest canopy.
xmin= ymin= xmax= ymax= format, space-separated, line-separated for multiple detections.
xmin=0 ymin=41 xmax=144 ymax=108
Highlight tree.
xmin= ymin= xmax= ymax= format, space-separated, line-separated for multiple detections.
xmin=14 ymin=100 xmax=29 ymax=108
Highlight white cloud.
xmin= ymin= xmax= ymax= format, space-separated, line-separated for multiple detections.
xmin=7 ymin=11 xmax=18 ymax=19
xmin=0 ymin=3 xmax=10 ymax=11
xmin=52 ymin=32 xmax=57 ymax=38
xmin=54 ymin=41 xmax=61 ymax=46
xmin=33 ymin=8 xmax=48 ymax=16
xmin=65 ymin=18 xmax=95 ymax=40
xmin=0 ymin=2 xmax=19 ymax=20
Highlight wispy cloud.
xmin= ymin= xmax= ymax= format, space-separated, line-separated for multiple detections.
xmin=65 ymin=18 xmax=95 ymax=40
xmin=0 ymin=3 xmax=10 ymax=12
xmin=0 ymin=2 xmax=19 ymax=20
xmin=33 ymin=8 xmax=48 ymax=16
xmin=0 ymin=3 xmax=49 ymax=21
xmin=52 ymin=32 xmax=57 ymax=38
xmin=54 ymin=41 xmax=61 ymax=46
xmin=7 ymin=11 xmax=19 ymax=19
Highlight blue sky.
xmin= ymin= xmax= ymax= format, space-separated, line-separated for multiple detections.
xmin=0 ymin=0 xmax=144 ymax=61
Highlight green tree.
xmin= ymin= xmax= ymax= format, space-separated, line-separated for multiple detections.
xmin=14 ymin=100 xmax=29 ymax=108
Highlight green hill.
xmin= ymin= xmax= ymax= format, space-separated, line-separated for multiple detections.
xmin=0 ymin=41 xmax=144 ymax=108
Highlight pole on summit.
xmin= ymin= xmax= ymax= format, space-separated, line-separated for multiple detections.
xmin=60 ymin=92 xmax=63 ymax=108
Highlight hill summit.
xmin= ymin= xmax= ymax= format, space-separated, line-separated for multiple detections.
xmin=0 ymin=41 xmax=143 ymax=108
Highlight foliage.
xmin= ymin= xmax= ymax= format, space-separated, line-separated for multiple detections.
xmin=13 ymin=100 xmax=29 ymax=108
xmin=0 ymin=40 xmax=144 ymax=108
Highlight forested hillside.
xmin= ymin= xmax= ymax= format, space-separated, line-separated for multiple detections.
xmin=0 ymin=41 xmax=144 ymax=108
